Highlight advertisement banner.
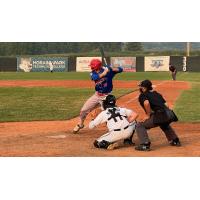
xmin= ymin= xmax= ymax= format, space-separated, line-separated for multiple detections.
xmin=76 ymin=57 xmax=102 ymax=72
xmin=145 ymin=56 xmax=170 ymax=71
xmin=17 ymin=57 xmax=68 ymax=72
xmin=111 ymin=57 xmax=136 ymax=72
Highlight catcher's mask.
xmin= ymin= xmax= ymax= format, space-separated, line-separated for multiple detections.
xmin=102 ymin=95 xmax=116 ymax=110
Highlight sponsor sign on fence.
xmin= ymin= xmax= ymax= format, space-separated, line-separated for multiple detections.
xmin=17 ymin=57 xmax=68 ymax=72
xmin=182 ymin=56 xmax=187 ymax=71
xmin=111 ymin=57 xmax=136 ymax=72
xmin=145 ymin=56 xmax=170 ymax=71
xmin=76 ymin=57 xmax=102 ymax=72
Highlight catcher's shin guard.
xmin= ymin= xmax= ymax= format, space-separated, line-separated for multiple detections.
xmin=124 ymin=130 xmax=135 ymax=146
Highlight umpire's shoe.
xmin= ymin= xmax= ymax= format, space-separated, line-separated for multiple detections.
xmin=73 ymin=124 xmax=84 ymax=134
xmin=169 ymin=137 xmax=181 ymax=146
xmin=135 ymin=142 xmax=151 ymax=151
xmin=124 ymin=131 xmax=135 ymax=146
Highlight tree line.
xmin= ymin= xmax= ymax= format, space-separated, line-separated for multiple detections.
xmin=0 ymin=42 xmax=143 ymax=56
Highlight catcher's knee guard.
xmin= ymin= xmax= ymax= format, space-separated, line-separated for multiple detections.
xmin=93 ymin=140 xmax=111 ymax=149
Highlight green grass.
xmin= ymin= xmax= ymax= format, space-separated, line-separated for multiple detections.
xmin=0 ymin=72 xmax=199 ymax=122
xmin=0 ymin=72 xmax=199 ymax=81
xmin=0 ymin=87 xmax=133 ymax=122
xmin=177 ymin=72 xmax=200 ymax=82
xmin=118 ymin=72 xmax=172 ymax=81
xmin=0 ymin=72 xmax=90 ymax=80
xmin=174 ymin=83 xmax=200 ymax=122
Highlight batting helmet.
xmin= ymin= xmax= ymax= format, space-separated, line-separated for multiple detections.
xmin=102 ymin=95 xmax=116 ymax=110
xmin=89 ymin=59 xmax=102 ymax=71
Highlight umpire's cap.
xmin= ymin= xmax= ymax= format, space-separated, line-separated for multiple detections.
xmin=138 ymin=79 xmax=153 ymax=90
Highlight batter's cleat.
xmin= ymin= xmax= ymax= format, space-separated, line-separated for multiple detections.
xmin=107 ymin=140 xmax=124 ymax=150
xmin=124 ymin=131 xmax=135 ymax=146
xmin=169 ymin=138 xmax=181 ymax=146
xmin=135 ymin=142 xmax=151 ymax=151
xmin=73 ymin=124 xmax=84 ymax=134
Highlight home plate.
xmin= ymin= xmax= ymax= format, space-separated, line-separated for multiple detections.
xmin=46 ymin=134 xmax=66 ymax=139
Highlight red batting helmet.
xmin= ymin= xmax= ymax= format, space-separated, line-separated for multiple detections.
xmin=89 ymin=59 xmax=102 ymax=71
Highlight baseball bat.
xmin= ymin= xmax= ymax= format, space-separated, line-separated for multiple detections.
xmin=99 ymin=46 xmax=108 ymax=66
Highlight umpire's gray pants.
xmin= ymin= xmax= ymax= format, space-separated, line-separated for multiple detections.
xmin=136 ymin=115 xmax=178 ymax=144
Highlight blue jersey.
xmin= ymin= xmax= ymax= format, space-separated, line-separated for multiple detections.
xmin=90 ymin=66 xmax=123 ymax=94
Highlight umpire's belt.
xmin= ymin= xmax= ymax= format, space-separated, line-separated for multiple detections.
xmin=114 ymin=125 xmax=129 ymax=131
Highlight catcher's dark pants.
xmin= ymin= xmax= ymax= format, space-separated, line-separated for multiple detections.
xmin=136 ymin=115 xmax=178 ymax=144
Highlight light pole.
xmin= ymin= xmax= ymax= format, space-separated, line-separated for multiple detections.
xmin=121 ymin=42 xmax=127 ymax=52
xmin=186 ymin=42 xmax=190 ymax=57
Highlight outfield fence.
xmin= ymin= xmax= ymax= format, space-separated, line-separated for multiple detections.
xmin=0 ymin=56 xmax=199 ymax=72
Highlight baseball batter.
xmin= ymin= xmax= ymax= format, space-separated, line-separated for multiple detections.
xmin=89 ymin=95 xmax=138 ymax=150
xmin=73 ymin=59 xmax=123 ymax=133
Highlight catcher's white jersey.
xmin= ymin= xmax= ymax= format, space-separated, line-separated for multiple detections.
xmin=89 ymin=107 xmax=132 ymax=131
xmin=89 ymin=107 xmax=136 ymax=143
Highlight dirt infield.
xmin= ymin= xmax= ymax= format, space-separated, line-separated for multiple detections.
xmin=0 ymin=80 xmax=170 ymax=89
xmin=0 ymin=80 xmax=200 ymax=157
xmin=0 ymin=80 xmax=138 ymax=88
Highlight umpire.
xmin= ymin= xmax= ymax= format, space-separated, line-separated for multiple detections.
xmin=135 ymin=80 xmax=181 ymax=151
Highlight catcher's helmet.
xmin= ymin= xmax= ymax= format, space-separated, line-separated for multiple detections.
xmin=89 ymin=59 xmax=102 ymax=71
xmin=102 ymin=95 xmax=116 ymax=110
xmin=138 ymin=79 xmax=153 ymax=90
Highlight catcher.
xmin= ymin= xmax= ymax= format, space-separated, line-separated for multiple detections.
xmin=73 ymin=59 xmax=123 ymax=134
xmin=89 ymin=95 xmax=138 ymax=150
